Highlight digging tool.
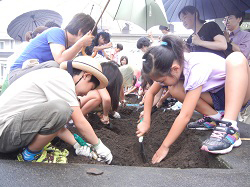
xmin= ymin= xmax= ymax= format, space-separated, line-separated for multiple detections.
xmin=138 ymin=118 xmax=147 ymax=163
xmin=126 ymin=103 xmax=144 ymax=111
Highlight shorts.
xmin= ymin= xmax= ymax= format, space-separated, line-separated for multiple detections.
xmin=209 ymin=87 xmax=225 ymax=111
xmin=0 ymin=100 xmax=73 ymax=153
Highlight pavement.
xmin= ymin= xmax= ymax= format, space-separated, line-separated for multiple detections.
xmin=0 ymin=122 xmax=249 ymax=187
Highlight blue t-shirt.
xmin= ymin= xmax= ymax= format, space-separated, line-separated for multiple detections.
xmin=10 ymin=27 xmax=66 ymax=71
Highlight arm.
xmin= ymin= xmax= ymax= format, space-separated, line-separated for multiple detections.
xmin=193 ymin=34 xmax=227 ymax=50
xmin=71 ymin=106 xmax=99 ymax=145
xmin=93 ymin=42 xmax=112 ymax=52
xmin=136 ymin=82 xmax=162 ymax=137
xmin=125 ymin=86 xmax=137 ymax=95
xmin=50 ymin=31 xmax=94 ymax=64
xmin=152 ymin=87 xmax=164 ymax=106
xmin=156 ymin=90 xmax=171 ymax=108
xmin=152 ymin=86 xmax=202 ymax=163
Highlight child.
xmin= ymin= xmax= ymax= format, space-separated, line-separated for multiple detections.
xmin=110 ymin=43 xmax=123 ymax=65
xmin=0 ymin=56 xmax=113 ymax=164
xmin=120 ymin=56 xmax=129 ymax=66
xmin=79 ymin=61 xmax=123 ymax=124
xmin=137 ymin=35 xmax=250 ymax=164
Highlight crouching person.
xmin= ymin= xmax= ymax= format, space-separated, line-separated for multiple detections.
xmin=0 ymin=56 xmax=113 ymax=164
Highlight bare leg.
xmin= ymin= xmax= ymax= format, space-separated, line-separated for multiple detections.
xmin=79 ymin=90 xmax=102 ymax=115
xmin=28 ymin=133 xmax=58 ymax=152
xmin=57 ymin=127 xmax=76 ymax=146
xmin=224 ymin=52 xmax=250 ymax=120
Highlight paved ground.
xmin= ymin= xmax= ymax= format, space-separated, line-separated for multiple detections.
xmin=0 ymin=122 xmax=249 ymax=187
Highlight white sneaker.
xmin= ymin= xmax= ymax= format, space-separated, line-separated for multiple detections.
xmin=113 ymin=111 xmax=121 ymax=119
xmin=170 ymin=101 xmax=182 ymax=110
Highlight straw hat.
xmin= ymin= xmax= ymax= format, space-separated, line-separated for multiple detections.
xmin=60 ymin=56 xmax=108 ymax=89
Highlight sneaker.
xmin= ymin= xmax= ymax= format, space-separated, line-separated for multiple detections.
xmin=187 ymin=116 xmax=217 ymax=130
xmin=44 ymin=142 xmax=69 ymax=157
xmin=169 ymin=101 xmax=182 ymax=110
xmin=201 ymin=121 xmax=242 ymax=154
xmin=17 ymin=150 xmax=68 ymax=163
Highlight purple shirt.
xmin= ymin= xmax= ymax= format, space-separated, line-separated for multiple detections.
xmin=183 ymin=52 xmax=226 ymax=93
xmin=230 ymin=28 xmax=250 ymax=62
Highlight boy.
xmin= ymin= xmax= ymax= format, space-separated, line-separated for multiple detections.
xmin=0 ymin=56 xmax=113 ymax=164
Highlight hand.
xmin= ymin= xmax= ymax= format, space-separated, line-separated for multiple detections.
xmin=100 ymin=115 xmax=110 ymax=124
xmin=192 ymin=34 xmax=202 ymax=46
xmin=120 ymin=100 xmax=127 ymax=107
xmin=81 ymin=31 xmax=94 ymax=47
xmin=136 ymin=119 xmax=150 ymax=137
xmin=223 ymin=30 xmax=230 ymax=42
xmin=152 ymin=145 xmax=169 ymax=164
xmin=106 ymin=42 xmax=113 ymax=48
xmin=73 ymin=142 xmax=97 ymax=159
xmin=92 ymin=139 xmax=113 ymax=164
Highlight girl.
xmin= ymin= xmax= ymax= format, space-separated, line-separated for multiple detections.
xmin=79 ymin=61 xmax=123 ymax=124
xmin=137 ymin=35 xmax=250 ymax=164
xmin=120 ymin=56 xmax=129 ymax=66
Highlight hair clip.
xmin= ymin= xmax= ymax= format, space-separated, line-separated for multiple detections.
xmin=161 ymin=41 xmax=168 ymax=46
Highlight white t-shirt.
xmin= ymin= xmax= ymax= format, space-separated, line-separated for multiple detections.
xmin=0 ymin=68 xmax=79 ymax=136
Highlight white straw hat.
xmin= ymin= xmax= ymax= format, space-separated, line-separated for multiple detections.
xmin=60 ymin=56 xmax=108 ymax=89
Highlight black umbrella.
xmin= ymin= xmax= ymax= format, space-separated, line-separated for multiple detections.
xmin=7 ymin=9 xmax=63 ymax=41
xmin=162 ymin=0 xmax=250 ymax=22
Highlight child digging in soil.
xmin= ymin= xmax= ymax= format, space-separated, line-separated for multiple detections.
xmin=79 ymin=61 xmax=123 ymax=124
xmin=0 ymin=56 xmax=113 ymax=164
xmin=137 ymin=35 xmax=250 ymax=164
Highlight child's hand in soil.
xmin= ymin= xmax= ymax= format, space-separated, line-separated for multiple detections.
xmin=100 ymin=115 xmax=110 ymax=124
xmin=152 ymin=145 xmax=169 ymax=164
xmin=136 ymin=120 xmax=150 ymax=137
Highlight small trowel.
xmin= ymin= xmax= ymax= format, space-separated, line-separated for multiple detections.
xmin=138 ymin=118 xmax=147 ymax=163
xmin=139 ymin=136 xmax=147 ymax=163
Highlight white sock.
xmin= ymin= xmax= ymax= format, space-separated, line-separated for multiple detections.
xmin=222 ymin=118 xmax=238 ymax=129
xmin=209 ymin=112 xmax=222 ymax=120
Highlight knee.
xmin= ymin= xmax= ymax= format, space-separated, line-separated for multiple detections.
xmin=226 ymin=52 xmax=248 ymax=68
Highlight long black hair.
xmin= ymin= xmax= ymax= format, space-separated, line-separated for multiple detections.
xmin=101 ymin=61 xmax=123 ymax=111
xmin=142 ymin=35 xmax=185 ymax=78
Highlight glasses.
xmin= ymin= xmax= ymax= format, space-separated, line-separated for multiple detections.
xmin=75 ymin=76 xmax=83 ymax=86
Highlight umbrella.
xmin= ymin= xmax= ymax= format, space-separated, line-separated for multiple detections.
xmin=97 ymin=0 xmax=168 ymax=31
xmin=162 ymin=0 xmax=250 ymax=22
xmin=7 ymin=9 xmax=63 ymax=41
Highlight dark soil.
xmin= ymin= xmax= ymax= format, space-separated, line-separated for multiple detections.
xmin=0 ymin=95 xmax=224 ymax=169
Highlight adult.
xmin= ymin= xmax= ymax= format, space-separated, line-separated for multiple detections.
xmin=178 ymin=6 xmax=227 ymax=58
xmin=0 ymin=56 xmax=113 ymax=164
xmin=224 ymin=11 xmax=250 ymax=64
xmin=9 ymin=13 xmax=96 ymax=85
xmin=1 ymin=26 xmax=48 ymax=94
